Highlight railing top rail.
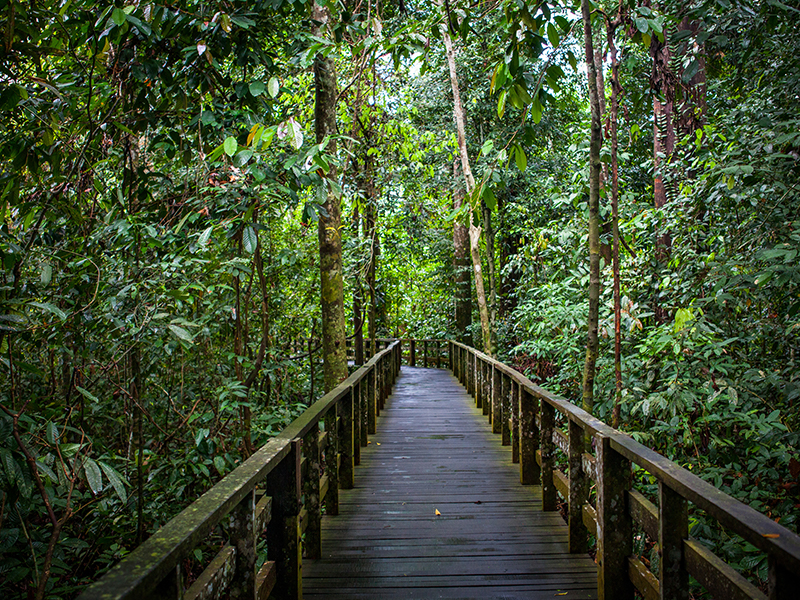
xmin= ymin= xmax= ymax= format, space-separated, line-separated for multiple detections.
xmin=450 ymin=340 xmax=800 ymax=573
xmin=79 ymin=340 xmax=400 ymax=600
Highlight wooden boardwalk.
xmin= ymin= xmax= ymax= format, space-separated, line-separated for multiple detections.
xmin=303 ymin=367 xmax=598 ymax=599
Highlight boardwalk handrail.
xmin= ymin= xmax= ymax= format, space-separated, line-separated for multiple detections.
xmin=446 ymin=340 xmax=800 ymax=600
xmin=79 ymin=341 xmax=402 ymax=600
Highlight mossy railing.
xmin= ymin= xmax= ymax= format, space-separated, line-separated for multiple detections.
xmin=79 ymin=341 xmax=401 ymax=600
xmin=449 ymin=341 xmax=800 ymax=600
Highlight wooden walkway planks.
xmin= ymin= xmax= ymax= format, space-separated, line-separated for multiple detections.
xmin=302 ymin=367 xmax=598 ymax=600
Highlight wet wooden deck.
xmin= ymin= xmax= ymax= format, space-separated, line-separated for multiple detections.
xmin=302 ymin=367 xmax=598 ymax=599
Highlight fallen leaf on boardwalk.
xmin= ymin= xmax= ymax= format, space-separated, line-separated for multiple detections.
xmin=763 ymin=533 xmax=780 ymax=538
xmin=435 ymin=509 xmax=441 ymax=516
xmin=376 ymin=443 xmax=381 ymax=445
xmin=367 ymin=441 xmax=372 ymax=444
xmin=555 ymin=593 xmax=568 ymax=596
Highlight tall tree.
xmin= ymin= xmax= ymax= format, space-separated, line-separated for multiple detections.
xmin=440 ymin=9 xmax=494 ymax=356
xmin=581 ymin=0 xmax=603 ymax=417
xmin=313 ymin=2 xmax=348 ymax=391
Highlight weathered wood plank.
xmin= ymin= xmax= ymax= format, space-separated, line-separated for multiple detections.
xmin=303 ymin=367 xmax=597 ymax=599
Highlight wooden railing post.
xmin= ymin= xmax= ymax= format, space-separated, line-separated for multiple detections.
xmin=368 ymin=365 xmax=377 ymax=434
xmin=324 ymin=407 xmax=339 ymax=516
xmin=423 ymin=340 xmax=428 ymax=368
xmin=302 ymin=424 xmax=321 ymax=560
xmin=568 ymin=418 xmax=589 ymax=554
xmin=151 ymin=565 xmax=180 ymax=600
xmin=501 ymin=373 xmax=511 ymax=446
xmin=353 ymin=381 xmax=361 ymax=466
xmin=360 ymin=377 xmax=368 ymax=448
xmin=659 ymin=482 xmax=688 ymax=599
xmin=511 ymin=380 xmax=520 ymax=463
xmin=266 ymin=440 xmax=301 ymax=600
xmin=436 ymin=341 xmax=441 ymax=368
xmin=340 ymin=388 xmax=354 ymax=489
xmin=492 ymin=366 xmax=502 ymax=434
xmin=519 ymin=387 xmax=540 ymax=484
xmin=596 ymin=433 xmax=633 ymax=600
xmin=410 ymin=339 xmax=416 ymax=366
xmin=541 ymin=400 xmax=557 ymax=511
xmin=769 ymin=555 xmax=800 ymax=600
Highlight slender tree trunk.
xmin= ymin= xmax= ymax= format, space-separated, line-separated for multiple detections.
xmin=594 ymin=30 xmax=613 ymax=267
xmin=314 ymin=2 xmax=348 ymax=391
xmin=367 ymin=203 xmax=378 ymax=357
xmin=440 ymin=11 xmax=493 ymax=356
xmin=608 ymin=17 xmax=623 ymax=428
xmin=483 ymin=200 xmax=498 ymax=350
xmin=453 ymin=159 xmax=472 ymax=345
xmin=352 ymin=206 xmax=364 ymax=365
xmin=651 ymin=27 xmax=677 ymax=325
xmin=581 ymin=0 xmax=602 ymax=417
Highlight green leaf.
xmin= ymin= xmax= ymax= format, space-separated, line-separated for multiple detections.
xmin=242 ymin=226 xmax=257 ymax=254
xmin=268 ymin=77 xmax=280 ymax=98
xmin=75 ymin=386 xmax=100 ymax=405
xmin=213 ymin=455 xmax=226 ymax=474
xmin=59 ymin=443 xmax=81 ymax=458
xmin=41 ymin=264 xmax=52 ymax=286
xmin=249 ymin=81 xmax=265 ymax=97
xmin=482 ymin=185 xmax=497 ymax=211
xmin=230 ymin=16 xmax=255 ymax=29
xmin=497 ymin=89 xmax=507 ymax=119
xmin=546 ymin=23 xmax=559 ymax=48
xmin=223 ymin=136 xmax=238 ymax=157
xmin=530 ymin=96 xmax=543 ymax=124
xmin=1 ymin=449 xmax=19 ymax=486
xmin=635 ymin=17 xmax=649 ymax=33
xmin=111 ymin=7 xmax=126 ymax=26
xmin=83 ymin=458 xmax=103 ymax=495
xmin=98 ymin=462 xmax=127 ymax=503
xmin=515 ymin=146 xmax=527 ymax=172
xmin=198 ymin=226 xmax=213 ymax=247
xmin=168 ymin=324 xmax=193 ymax=342
xmin=233 ymin=149 xmax=253 ymax=167
xmin=46 ymin=422 xmax=59 ymax=445
xmin=29 ymin=301 xmax=66 ymax=321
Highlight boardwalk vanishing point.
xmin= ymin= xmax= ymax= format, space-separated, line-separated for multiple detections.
xmin=303 ymin=366 xmax=598 ymax=599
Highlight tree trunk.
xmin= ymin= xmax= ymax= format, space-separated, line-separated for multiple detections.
xmin=651 ymin=27 xmax=677 ymax=325
xmin=594 ymin=30 xmax=613 ymax=267
xmin=440 ymin=10 xmax=493 ymax=356
xmin=367 ymin=202 xmax=378 ymax=357
xmin=483 ymin=200 xmax=498 ymax=350
xmin=608 ymin=17 xmax=623 ymax=428
xmin=352 ymin=206 xmax=364 ymax=365
xmin=313 ymin=2 xmax=348 ymax=391
xmin=581 ymin=0 xmax=602 ymax=417
xmin=453 ymin=160 xmax=472 ymax=346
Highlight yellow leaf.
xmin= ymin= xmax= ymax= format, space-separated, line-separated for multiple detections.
xmin=435 ymin=509 xmax=441 ymax=516
xmin=376 ymin=442 xmax=381 ymax=446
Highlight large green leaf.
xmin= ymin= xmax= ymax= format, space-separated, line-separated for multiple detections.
xmin=99 ymin=462 xmax=128 ymax=503
xmin=83 ymin=458 xmax=103 ymax=496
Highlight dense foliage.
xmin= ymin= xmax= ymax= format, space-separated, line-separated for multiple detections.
xmin=1 ymin=0 xmax=798 ymax=598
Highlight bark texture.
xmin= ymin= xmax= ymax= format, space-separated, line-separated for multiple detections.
xmin=581 ymin=0 xmax=602 ymax=417
xmin=440 ymin=12 xmax=493 ymax=356
xmin=453 ymin=159 xmax=472 ymax=345
xmin=314 ymin=2 xmax=348 ymax=392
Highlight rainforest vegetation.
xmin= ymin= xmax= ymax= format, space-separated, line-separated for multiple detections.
xmin=0 ymin=0 xmax=798 ymax=598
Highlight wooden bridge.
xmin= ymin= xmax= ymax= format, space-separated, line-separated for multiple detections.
xmin=79 ymin=341 xmax=800 ymax=600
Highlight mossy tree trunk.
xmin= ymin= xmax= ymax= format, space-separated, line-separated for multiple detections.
xmin=313 ymin=2 xmax=348 ymax=392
